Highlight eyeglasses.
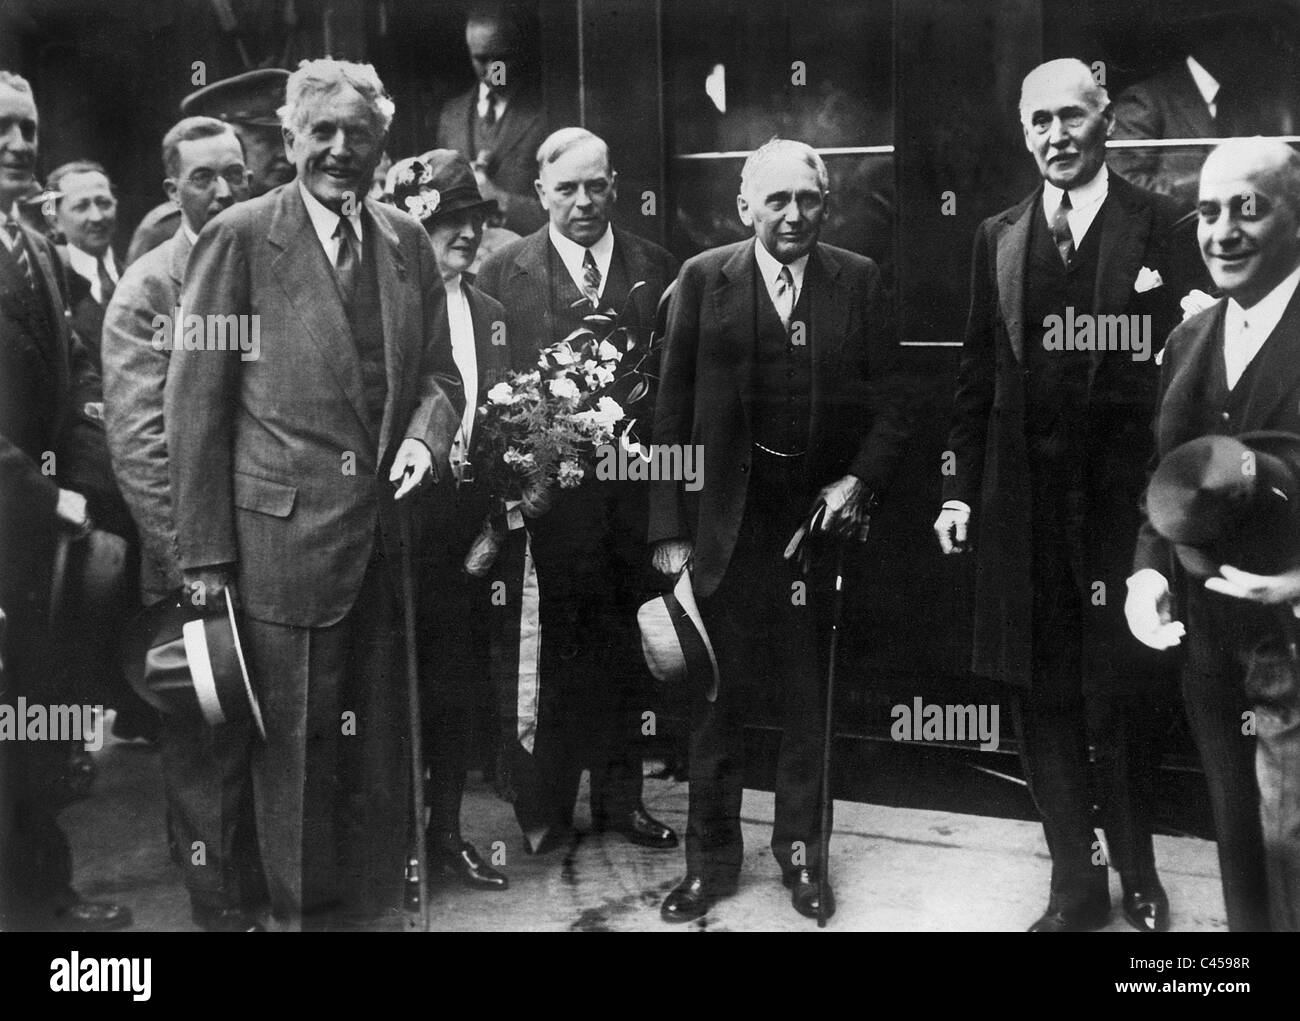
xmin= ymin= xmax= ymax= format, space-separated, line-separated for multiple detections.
xmin=186 ymin=166 xmax=248 ymax=189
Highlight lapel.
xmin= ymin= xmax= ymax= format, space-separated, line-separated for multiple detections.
xmin=1089 ymin=174 xmax=1154 ymax=380
xmin=1171 ymin=63 xmax=1217 ymax=138
xmin=167 ymin=227 xmax=191 ymax=288
xmin=493 ymin=94 xmax=544 ymax=164
xmin=1238 ymin=283 xmax=1300 ymax=429
xmin=1158 ymin=301 xmax=1226 ymax=453
xmin=715 ymin=241 xmax=759 ymax=430
xmin=18 ymin=221 xmax=68 ymax=388
xmin=806 ymin=245 xmax=849 ymax=444
xmin=505 ymin=228 xmax=555 ymax=347
xmin=995 ymin=190 xmax=1037 ymax=363
xmin=465 ymin=283 xmax=508 ymax=396
xmin=267 ymin=185 xmax=373 ymax=443
xmin=367 ymin=198 xmax=410 ymax=457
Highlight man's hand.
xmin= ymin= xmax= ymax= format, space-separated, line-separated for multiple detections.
xmin=1204 ymin=563 xmax=1300 ymax=606
xmin=933 ymin=504 xmax=970 ymax=555
xmin=1125 ymin=569 xmax=1185 ymax=649
xmin=390 ymin=438 xmax=434 ymax=500
xmin=182 ymin=566 xmax=233 ymax=607
xmin=817 ymin=474 xmax=870 ymax=541
xmin=651 ymin=538 xmax=693 ymax=577
xmin=55 ymin=488 xmax=89 ymax=531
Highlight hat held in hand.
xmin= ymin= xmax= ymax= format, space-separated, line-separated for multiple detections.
xmin=1146 ymin=431 xmax=1300 ymax=579
xmin=638 ymin=570 xmax=720 ymax=702
xmin=121 ymin=586 xmax=266 ymax=739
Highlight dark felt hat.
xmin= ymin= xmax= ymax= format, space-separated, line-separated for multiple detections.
xmin=384 ymin=148 xmax=497 ymax=225
xmin=1146 ymin=431 xmax=1300 ymax=579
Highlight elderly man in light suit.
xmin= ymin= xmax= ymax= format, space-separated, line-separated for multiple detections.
xmin=165 ymin=59 xmax=462 ymax=928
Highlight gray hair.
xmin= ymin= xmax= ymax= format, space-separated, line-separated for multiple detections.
xmin=1202 ymin=136 xmax=1300 ymax=213
xmin=536 ymin=127 xmax=612 ymax=175
xmin=740 ymin=138 xmax=829 ymax=197
xmin=278 ymin=58 xmax=395 ymax=135
xmin=1019 ymin=58 xmax=1110 ymax=125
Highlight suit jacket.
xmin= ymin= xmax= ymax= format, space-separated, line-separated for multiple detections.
xmin=416 ymin=279 xmax=511 ymax=559
xmin=62 ymin=262 xmax=108 ymax=376
xmin=164 ymin=184 xmax=464 ymax=629
xmin=1133 ymin=287 xmax=1300 ymax=586
xmin=475 ymin=224 xmax=680 ymax=373
xmin=102 ymin=226 xmax=190 ymax=602
xmin=648 ymin=239 xmax=910 ymax=598
xmin=125 ymin=201 xmax=181 ymax=267
xmin=435 ymin=86 xmax=548 ymax=236
xmin=943 ymin=171 xmax=1192 ymax=687
xmin=0 ymin=218 xmax=108 ymax=616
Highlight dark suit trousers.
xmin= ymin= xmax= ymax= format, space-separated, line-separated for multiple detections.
xmin=1182 ymin=590 xmax=1271 ymax=931
xmin=507 ymin=483 xmax=644 ymax=836
xmin=242 ymin=535 xmax=408 ymax=926
xmin=158 ymin=707 xmax=261 ymax=916
xmin=691 ymin=452 xmax=828 ymax=884
xmin=417 ymin=479 xmax=491 ymax=849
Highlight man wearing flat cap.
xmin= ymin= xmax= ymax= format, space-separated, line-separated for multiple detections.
xmin=1127 ymin=136 xmax=1300 ymax=931
xmin=126 ymin=68 xmax=294 ymax=265
xmin=383 ymin=148 xmax=510 ymax=891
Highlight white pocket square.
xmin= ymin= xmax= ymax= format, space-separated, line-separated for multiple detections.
xmin=1134 ymin=266 xmax=1164 ymax=293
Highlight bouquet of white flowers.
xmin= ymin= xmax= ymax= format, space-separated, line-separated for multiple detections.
xmin=464 ymin=282 xmax=656 ymax=575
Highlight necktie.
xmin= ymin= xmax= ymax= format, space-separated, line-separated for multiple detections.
xmin=582 ymin=249 xmax=602 ymax=307
xmin=2 ymin=220 xmax=35 ymax=292
xmin=334 ymin=216 xmax=359 ymax=305
xmin=483 ymin=89 xmax=498 ymax=127
xmin=1050 ymin=192 xmax=1074 ymax=267
xmin=775 ymin=265 xmax=795 ymax=331
xmin=97 ymin=256 xmax=116 ymax=306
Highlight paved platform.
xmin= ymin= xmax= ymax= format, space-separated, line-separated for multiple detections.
xmin=58 ymin=723 xmax=1228 ymax=932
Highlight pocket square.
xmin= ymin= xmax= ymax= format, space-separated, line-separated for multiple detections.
xmin=1134 ymin=266 xmax=1164 ymax=293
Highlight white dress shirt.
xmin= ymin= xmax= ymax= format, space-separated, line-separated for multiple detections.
xmin=477 ymin=82 xmax=508 ymax=122
xmin=753 ymin=238 xmax=808 ymax=315
xmin=1185 ymin=55 xmax=1220 ymax=120
xmin=66 ymin=242 xmax=119 ymax=305
xmin=548 ymin=222 xmax=614 ymax=300
xmin=298 ymin=180 xmax=364 ymax=265
xmin=1223 ymin=263 xmax=1300 ymax=390
xmin=445 ymin=274 xmax=479 ymax=448
xmin=1042 ymin=164 xmax=1109 ymax=248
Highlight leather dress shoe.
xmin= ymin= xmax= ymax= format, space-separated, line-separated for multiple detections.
xmin=783 ymin=867 xmax=835 ymax=920
xmin=594 ymin=806 xmax=678 ymax=849
xmin=1028 ymin=897 xmax=1110 ymax=932
xmin=1121 ymin=881 xmax=1170 ymax=933
xmin=661 ymin=874 xmax=736 ymax=923
xmin=437 ymin=841 xmax=509 ymax=891
xmin=55 ymin=900 xmax=133 ymax=932
xmin=193 ymin=905 xmax=265 ymax=932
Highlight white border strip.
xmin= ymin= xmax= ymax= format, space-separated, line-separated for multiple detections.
xmin=182 ymin=619 xmax=225 ymax=726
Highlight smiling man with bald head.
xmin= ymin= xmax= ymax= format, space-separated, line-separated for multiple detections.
xmin=1128 ymin=137 xmax=1300 ymax=931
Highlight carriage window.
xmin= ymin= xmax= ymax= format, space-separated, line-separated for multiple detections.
xmin=662 ymin=0 xmax=895 ymax=281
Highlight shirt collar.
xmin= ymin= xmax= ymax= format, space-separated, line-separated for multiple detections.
xmin=298 ymin=179 xmax=364 ymax=250
xmin=1227 ymin=262 xmax=1300 ymax=332
xmin=444 ymin=273 xmax=464 ymax=296
xmin=1185 ymin=55 xmax=1220 ymax=109
xmin=1043 ymin=163 xmax=1109 ymax=218
xmin=753 ymin=236 xmax=809 ymax=291
xmin=66 ymin=242 xmax=115 ymax=282
xmin=182 ymin=222 xmax=199 ymax=246
xmin=548 ymin=221 xmax=614 ymax=269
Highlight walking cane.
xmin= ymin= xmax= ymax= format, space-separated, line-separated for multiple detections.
xmin=397 ymin=497 xmax=430 ymax=932
xmin=816 ymin=537 xmax=846 ymax=928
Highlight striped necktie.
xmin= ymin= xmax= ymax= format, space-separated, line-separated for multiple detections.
xmin=2 ymin=220 xmax=35 ymax=291
xmin=582 ymin=249 xmax=602 ymax=307
xmin=1050 ymin=191 xmax=1074 ymax=267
